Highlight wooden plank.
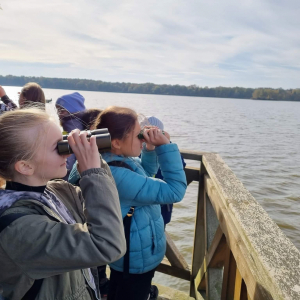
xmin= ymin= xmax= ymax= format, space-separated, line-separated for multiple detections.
xmin=193 ymin=279 xmax=206 ymax=300
xmin=185 ymin=166 xmax=200 ymax=185
xmin=179 ymin=149 xmax=206 ymax=161
xmin=234 ymin=269 xmax=243 ymax=300
xmin=165 ymin=231 xmax=190 ymax=270
xmin=227 ymin=252 xmax=237 ymax=300
xmin=241 ymin=280 xmax=248 ymax=300
xmin=206 ymin=226 xmax=224 ymax=268
xmin=205 ymin=195 xmax=220 ymax=250
xmin=189 ymin=164 xmax=207 ymax=298
xmin=202 ymin=226 xmax=225 ymax=300
xmin=195 ymin=228 xmax=223 ymax=289
xmin=221 ymin=246 xmax=236 ymax=300
xmin=194 ymin=257 xmax=206 ymax=291
xmin=156 ymin=258 xmax=191 ymax=281
xmin=208 ymin=234 xmax=227 ymax=269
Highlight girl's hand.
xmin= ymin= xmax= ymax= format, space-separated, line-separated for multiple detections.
xmin=67 ymin=129 xmax=101 ymax=174
xmin=142 ymin=127 xmax=170 ymax=147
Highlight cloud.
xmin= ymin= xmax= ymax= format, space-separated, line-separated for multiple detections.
xmin=0 ymin=0 xmax=299 ymax=88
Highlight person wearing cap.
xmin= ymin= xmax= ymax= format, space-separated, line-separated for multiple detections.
xmin=55 ymin=92 xmax=86 ymax=177
xmin=56 ymin=92 xmax=86 ymax=133
xmin=146 ymin=116 xmax=186 ymax=228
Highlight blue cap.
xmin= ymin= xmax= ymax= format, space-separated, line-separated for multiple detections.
xmin=147 ymin=116 xmax=164 ymax=130
xmin=56 ymin=92 xmax=85 ymax=113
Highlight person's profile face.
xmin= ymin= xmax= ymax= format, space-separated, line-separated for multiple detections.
xmin=56 ymin=105 xmax=70 ymax=120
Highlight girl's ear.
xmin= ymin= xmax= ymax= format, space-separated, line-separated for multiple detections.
xmin=111 ymin=139 xmax=122 ymax=150
xmin=14 ymin=161 xmax=35 ymax=176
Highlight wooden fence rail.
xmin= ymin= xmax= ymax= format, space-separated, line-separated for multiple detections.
xmin=156 ymin=150 xmax=300 ymax=300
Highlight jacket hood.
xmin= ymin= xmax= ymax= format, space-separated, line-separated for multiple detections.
xmin=0 ymin=189 xmax=75 ymax=224
xmin=0 ymin=189 xmax=44 ymax=216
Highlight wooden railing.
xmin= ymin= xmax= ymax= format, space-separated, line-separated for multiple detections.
xmin=156 ymin=150 xmax=300 ymax=300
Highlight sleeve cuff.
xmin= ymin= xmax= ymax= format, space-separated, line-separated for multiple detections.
xmin=155 ymin=143 xmax=179 ymax=155
xmin=81 ymin=168 xmax=108 ymax=177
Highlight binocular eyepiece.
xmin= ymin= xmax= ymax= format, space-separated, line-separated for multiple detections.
xmin=57 ymin=129 xmax=111 ymax=155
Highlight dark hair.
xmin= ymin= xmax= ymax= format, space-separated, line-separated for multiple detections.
xmin=59 ymin=108 xmax=103 ymax=130
xmin=93 ymin=106 xmax=137 ymax=140
xmin=20 ymin=82 xmax=46 ymax=106
xmin=76 ymin=108 xmax=102 ymax=130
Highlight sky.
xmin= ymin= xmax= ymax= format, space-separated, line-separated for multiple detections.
xmin=0 ymin=0 xmax=300 ymax=88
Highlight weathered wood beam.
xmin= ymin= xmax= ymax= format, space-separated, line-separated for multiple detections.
xmin=206 ymin=229 xmax=226 ymax=269
xmin=221 ymin=247 xmax=236 ymax=300
xmin=157 ymin=258 xmax=191 ymax=281
xmin=185 ymin=166 xmax=200 ymax=185
xmin=193 ymin=279 xmax=206 ymax=300
xmin=234 ymin=269 xmax=243 ymax=300
xmin=180 ymin=149 xmax=207 ymax=161
xmin=194 ymin=227 xmax=226 ymax=292
xmin=165 ymin=231 xmax=190 ymax=271
xmin=190 ymin=164 xmax=207 ymax=298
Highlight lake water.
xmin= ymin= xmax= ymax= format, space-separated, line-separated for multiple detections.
xmin=3 ymin=86 xmax=300 ymax=292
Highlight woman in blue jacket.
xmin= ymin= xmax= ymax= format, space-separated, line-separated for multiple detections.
xmin=69 ymin=106 xmax=187 ymax=300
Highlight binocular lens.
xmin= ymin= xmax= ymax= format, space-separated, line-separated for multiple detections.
xmin=57 ymin=129 xmax=111 ymax=155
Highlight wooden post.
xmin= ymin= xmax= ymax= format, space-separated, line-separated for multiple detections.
xmin=221 ymin=247 xmax=237 ymax=300
xmin=205 ymin=195 xmax=222 ymax=300
xmin=190 ymin=161 xmax=206 ymax=298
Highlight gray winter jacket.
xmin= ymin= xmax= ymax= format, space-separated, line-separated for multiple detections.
xmin=0 ymin=166 xmax=126 ymax=300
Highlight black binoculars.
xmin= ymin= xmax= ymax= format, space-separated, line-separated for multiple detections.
xmin=57 ymin=129 xmax=111 ymax=155
xmin=137 ymin=129 xmax=165 ymax=140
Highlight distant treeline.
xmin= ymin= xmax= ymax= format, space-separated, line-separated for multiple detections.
xmin=1 ymin=75 xmax=300 ymax=101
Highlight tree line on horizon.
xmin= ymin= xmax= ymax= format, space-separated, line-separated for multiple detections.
xmin=1 ymin=75 xmax=300 ymax=101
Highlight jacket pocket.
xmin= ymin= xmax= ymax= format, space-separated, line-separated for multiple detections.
xmin=150 ymin=220 xmax=158 ymax=255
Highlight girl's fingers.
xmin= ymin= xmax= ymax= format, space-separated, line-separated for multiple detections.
xmin=79 ymin=130 xmax=89 ymax=148
xmin=142 ymin=129 xmax=150 ymax=142
xmin=89 ymin=135 xmax=98 ymax=152
xmin=67 ymin=132 xmax=76 ymax=148
xmin=148 ymin=129 xmax=154 ymax=141
xmin=67 ymin=130 xmax=81 ymax=151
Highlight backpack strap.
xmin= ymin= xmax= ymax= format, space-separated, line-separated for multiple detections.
xmin=0 ymin=213 xmax=44 ymax=299
xmin=107 ymin=161 xmax=135 ymax=278
xmin=107 ymin=161 xmax=134 ymax=171
xmin=122 ymin=206 xmax=135 ymax=279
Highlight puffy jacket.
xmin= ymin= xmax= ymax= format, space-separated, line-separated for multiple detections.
xmin=70 ymin=143 xmax=187 ymax=274
xmin=0 ymin=166 xmax=126 ymax=300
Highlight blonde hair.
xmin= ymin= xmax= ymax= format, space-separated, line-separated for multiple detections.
xmin=0 ymin=108 xmax=51 ymax=180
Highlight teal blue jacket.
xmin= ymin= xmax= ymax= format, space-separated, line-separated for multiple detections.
xmin=69 ymin=143 xmax=187 ymax=274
